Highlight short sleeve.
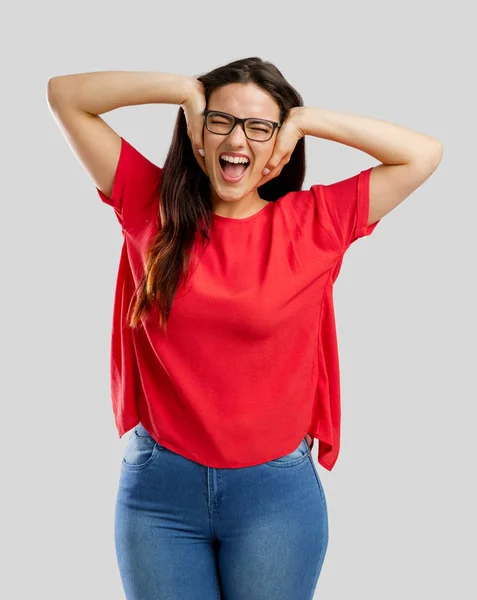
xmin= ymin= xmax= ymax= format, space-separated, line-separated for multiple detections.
xmin=308 ymin=166 xmax=380 ymax=253
xmin=96 ymin=137 xmax=162 ymax=230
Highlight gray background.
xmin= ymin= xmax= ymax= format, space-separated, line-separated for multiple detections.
xmin=2 ymin=0 xmax=475 ymax=598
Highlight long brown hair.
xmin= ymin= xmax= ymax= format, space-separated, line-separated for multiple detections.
xmin=128 ymin=57 xmax=306 ymax=331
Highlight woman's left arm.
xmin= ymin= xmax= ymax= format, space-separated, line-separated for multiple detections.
xmin=260 ymin=106 xmax=444 ymax=226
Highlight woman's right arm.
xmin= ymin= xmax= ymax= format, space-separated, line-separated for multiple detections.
xmin=46 ymin=71 xmax=198 ymax=198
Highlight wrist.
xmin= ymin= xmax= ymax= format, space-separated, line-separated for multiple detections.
xmin=183 ymin=77 xmax=205 ymax=106
xmin=288 ymin=106 xmax=308 ymax=138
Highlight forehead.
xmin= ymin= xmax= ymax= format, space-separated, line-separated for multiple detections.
xmin=208 ymin=83 xmax=280 ymax=121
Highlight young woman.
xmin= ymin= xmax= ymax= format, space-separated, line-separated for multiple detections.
xmin=47 ymin=57 xmax=442 ymax=600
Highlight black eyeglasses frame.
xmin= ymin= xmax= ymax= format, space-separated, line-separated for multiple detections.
xmin=203 ymin=110 xmax=281 ymax=142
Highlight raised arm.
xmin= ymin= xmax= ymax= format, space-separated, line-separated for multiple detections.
xmin=46 ymin=71 xmax=197 ymax=198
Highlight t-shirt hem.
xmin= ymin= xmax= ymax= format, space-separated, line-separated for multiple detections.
xmin=355 ymin=166 xmax=380 ymax=241
xmin=121 ymin=421 xmax=321 ymax=469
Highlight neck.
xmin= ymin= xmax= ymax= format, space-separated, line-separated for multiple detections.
xmin=210 ymin=187 xmax=267 ymax=219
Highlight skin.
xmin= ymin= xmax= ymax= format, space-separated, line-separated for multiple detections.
xmin=202 ymin=82 xmax=281 ymax=219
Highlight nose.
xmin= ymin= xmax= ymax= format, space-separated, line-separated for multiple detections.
xmin=227 ymin=121 xmax=247 ymax=144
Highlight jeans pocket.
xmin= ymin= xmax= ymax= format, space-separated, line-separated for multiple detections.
xmin=264 ymin=436 xmax=311 ymax=467
xmin=122 ymin=423 xmax=160 ymax=471
xmin=307 ymin=453 xmax=327 ymax=506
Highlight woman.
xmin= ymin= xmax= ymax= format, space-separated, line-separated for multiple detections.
xmin=47 ymin=57 xmax=442 ymax=600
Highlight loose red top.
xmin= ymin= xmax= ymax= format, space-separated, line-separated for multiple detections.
xmin=96 ymin=137 xmax=380 ymax=470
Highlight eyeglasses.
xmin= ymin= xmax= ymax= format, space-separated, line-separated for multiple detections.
xmin=203 ymin=110 xmax=281 ymax=142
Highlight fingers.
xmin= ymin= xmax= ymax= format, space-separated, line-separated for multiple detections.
xmin=192 ymin=131 xmax=207 ymax=174
xmin=182 ymin=84 xmax=207 ymax=173
xmin=194 ymin=146 xmax=208 ymax=176
xmin=256 ymin=154 xmax=289 ymax=188
xmin=263 ymin=151 xmax=290 ymax=177
xmin=192 ymin=125 xmax=204 ymax=159
xmin=186 ymin=117 xmax=207 ymax=175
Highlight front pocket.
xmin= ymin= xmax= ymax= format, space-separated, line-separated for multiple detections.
xmin=264 ymin=436 xmax=311 ymax=467
xmin=122 ymin=424 xmax=160 ymax=471
xmin=134 ymin=422 xmax=154 ymax=438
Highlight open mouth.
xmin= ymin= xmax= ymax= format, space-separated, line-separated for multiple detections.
xmin=218 ymin=157 xmax=250 ymax=183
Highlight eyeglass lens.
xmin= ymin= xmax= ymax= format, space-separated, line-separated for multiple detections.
xmin=206 ymin=112 xmax=274 ymax=141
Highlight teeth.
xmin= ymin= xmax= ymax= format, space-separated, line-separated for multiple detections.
xmin=220 ymin=155 xmax=249 ymax=165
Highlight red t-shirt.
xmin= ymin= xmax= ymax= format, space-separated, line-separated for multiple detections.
xmin=96 ymin=137 xmax=380 ymax=470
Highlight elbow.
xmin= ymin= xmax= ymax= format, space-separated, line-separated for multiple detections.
xmin=47 ymin=78 xmax=61 ymax=107
xmin=47 ymin=77 xmax=70 ymax=108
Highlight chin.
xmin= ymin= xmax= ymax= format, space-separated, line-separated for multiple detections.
xmin=216 ymin=191 xmax=248 ymax=202
xmin=213 ymin=183 xmax=251 ymax=202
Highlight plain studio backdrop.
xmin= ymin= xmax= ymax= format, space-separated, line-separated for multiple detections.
xmin=2 ymin=1 xmax=475 ymax=598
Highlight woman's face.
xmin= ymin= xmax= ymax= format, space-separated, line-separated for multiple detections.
xmin=202 ymin=82 xmax=281 ymax=205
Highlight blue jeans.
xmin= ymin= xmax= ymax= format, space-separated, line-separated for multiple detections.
xmin=115 ymin=422 xmax=328 ymax=600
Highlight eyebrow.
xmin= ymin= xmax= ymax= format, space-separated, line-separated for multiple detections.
xmin=209 ymin=110 xmax=276 ymax=122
